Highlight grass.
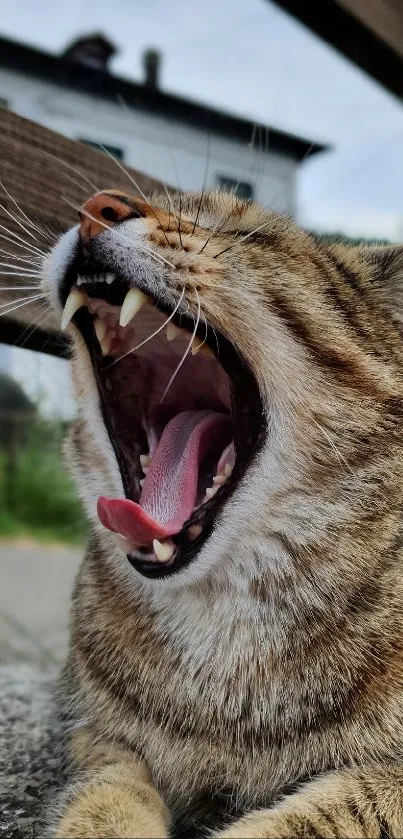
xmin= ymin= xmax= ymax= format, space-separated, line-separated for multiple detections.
xmin=0 ymin=421 xmax=88 ymax=545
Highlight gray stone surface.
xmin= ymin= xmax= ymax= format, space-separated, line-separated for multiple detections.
xmin=0 ymin=540 xmax=82 ymax=837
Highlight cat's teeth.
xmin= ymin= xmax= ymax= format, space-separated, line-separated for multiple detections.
xmin=213 ymin=473 xmax=227 ymax=485
xmin=191 ymin=337 xmax=205 ymax=356
xmin=140 ymin=453 xmax=151 ymax=471
xmin=61 ymin=289 xmax=86 ymax=329
xmin=100 ymin=332 xmax=113 ymax=356
xmin=166 ymin=323 xmax=181 ymax=342
xmin=205 ymin=485 xmax=219 ymax=500
xmin=188 ymin=524 xmax=203 ymax=540
xmin=119 ymin=288 xmax=148 ymax=327
xmin=153 ymin=538 xmax=175 ymax=562
xmin=224 ymin=463 xmax=233 ymax=477
xmin=105 ymin=273 xmax=115 ymax=284
xmin=139 ymin=478 xmax=145 ymax=488
xmin=94 ymin=317 xmax=107 ymax=344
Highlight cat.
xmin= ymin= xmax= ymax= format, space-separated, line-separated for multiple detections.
xmin=41 ymin=187 xmax=403 ymax=838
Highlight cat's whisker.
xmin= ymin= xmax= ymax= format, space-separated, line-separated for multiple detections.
xmin=0 ymin=261 xmax=42 ymax=273
xmin=97 ymin=143 xmax=172 ymax=248
xmin=159 ymin=289 xmax=200 ymax=404
xmin=39 ymin=148 xmax=99 ymax=192
xmin=0 ymin=271 xmax=41 ymax=278
xmin=108 ymin=288 xmax=185 ymax=368
xmin=213 ymin=217 xmax=275 ymax=259
xmin=0 ymin=286 xmax=40 ymax=291
xmin=0 ymin=181 xmax=51 ymax=243
xmin=0 ymin=249 xmax=42 ymax=265
xmin=0 ymin=292 xmax=45 ymax=317
xmin=0 ymin=199 xmax=45 ymax=245
xmin=312 ymin=417 xmax=354 ymax=476
xmin=192 ymin=132 xmax=211 ymax=234
xmin=0 ymin=223 xmax=46 ymax=256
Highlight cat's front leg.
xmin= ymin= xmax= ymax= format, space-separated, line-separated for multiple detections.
xmin=212 ymin=765 xmax=403 ymax=838
xmin=51 ymin=727 xmax=170 ymax=838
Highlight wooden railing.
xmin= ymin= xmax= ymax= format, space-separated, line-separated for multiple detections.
xmin=0 ymin=109 xmax=161 ymax=358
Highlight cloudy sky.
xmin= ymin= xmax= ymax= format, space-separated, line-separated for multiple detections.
xmin=2 ymin=0 xmax=403 ymax=240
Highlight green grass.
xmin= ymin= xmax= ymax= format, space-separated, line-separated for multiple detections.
xmin=0 ymin=422 xmax=88 ymax=545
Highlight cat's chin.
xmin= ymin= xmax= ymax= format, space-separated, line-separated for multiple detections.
xmin=60 ymin=264 xmax=265 ymax=578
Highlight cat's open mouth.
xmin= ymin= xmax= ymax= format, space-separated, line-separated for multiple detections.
xmin=61 ymin=270 xmax=264 ymax=578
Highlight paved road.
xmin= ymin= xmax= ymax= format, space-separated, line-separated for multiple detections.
xmin=0 ymin=539 xmax=83 ymax=669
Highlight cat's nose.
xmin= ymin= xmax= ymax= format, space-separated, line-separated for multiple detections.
xmin=79 ymin=191 xmax=132 ymax=239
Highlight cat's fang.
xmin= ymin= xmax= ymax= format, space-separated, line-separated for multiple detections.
xmin=61 ymin=289 xmax=87 ymax=329
xmin=166 ymin=323 xmax=181 ymax=342
xmin=188 ymin=524 xmax=203 ymax=540
xmin=119 ymin=288 xmax=149 ymax=327
xmin=94 ymin=317 xmax=107 ymax=344
xmin=153 ymin=539 xmax=175 ymax=562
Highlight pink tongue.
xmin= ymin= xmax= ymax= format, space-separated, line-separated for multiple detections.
xmin=98 ymin=410 xmax=231 ymax=547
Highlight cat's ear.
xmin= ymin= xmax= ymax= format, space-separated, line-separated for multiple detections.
xmin=359 ymin=245 xmax=403 ymax=326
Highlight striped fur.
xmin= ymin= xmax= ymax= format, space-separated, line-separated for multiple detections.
xmin=42 ymin=191 xmax=403 ymax=837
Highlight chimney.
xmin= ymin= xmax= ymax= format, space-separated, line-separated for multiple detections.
xmin=142 ymin=49 xmax=161 ymax=90
xmin=62 ymin=33 xmax=117 ymax=72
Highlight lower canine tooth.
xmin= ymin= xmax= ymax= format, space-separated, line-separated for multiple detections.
xmin=120 ymin=287 xmax=148 ymax=327
xmin=153 ymin=539 xmax=175 ymax=562
xmin=205 ymin=486 xmax=218 ymax=499
xmin=188 ymin=524 xmax=203 ymax=540
xmin=100 ymin=335 xmax=112 ymax=356
xmin=166 ymin=323 xmax=181 ymax=342
xmin=191 ymin=337 xmax=205 ymax=356
xmin=61 ymin=288 xmax=86 ymax=329
xmin=94 ymin=318 xmax=107 ymax=344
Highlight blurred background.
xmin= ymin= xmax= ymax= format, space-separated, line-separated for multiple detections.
xmin=0 ymin=0 xmax=402 ymax=666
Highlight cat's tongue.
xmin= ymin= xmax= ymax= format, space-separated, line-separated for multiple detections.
xmin=98 ymin=410 xmax=231 ymax=547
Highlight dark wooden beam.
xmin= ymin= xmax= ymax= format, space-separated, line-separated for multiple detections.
xmin=0 ymin=109 xmax=164 ymax=358
xmin=270 ymin=0 xmax=403 ymax=99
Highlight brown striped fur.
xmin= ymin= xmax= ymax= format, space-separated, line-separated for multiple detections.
xmin=41 ymin=191 xmax=403 ymax=837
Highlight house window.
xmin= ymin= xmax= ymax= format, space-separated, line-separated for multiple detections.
xmin=217 ymin=176 xmax=253 ymax=200
xmin=78 ymin=139 xmax=124 ymax=160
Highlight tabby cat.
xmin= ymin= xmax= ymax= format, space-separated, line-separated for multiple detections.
xmin=41 ymin=187 xmax=403 ymax=838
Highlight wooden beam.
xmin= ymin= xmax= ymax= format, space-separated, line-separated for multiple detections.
xmin=270 ymin=0 xmax=403 ymax=99
xmin=0 ymin=109 xmax=163 ymax=357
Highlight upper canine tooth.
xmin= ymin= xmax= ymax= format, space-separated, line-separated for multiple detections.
xmin=94 ymin=317 xmax=107 ymax=344
xmin=105 ymin=273 xmax=115 ymax=285
xmin=119 ymin=288 xmax=148 ymax=327
xmin=61 ymin=288 xmax=86 ymax=329
xmin=166 ymin=323 xmax=181 ymax=342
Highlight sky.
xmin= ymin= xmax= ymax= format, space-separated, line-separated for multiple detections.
xmin=1 ymin=0 xmax=403 ymax=241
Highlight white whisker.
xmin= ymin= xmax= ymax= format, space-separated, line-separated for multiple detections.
xmin=160 ymin=289 xmax=200 ymax=404
xmin=0 ymin=286 xmax=39 ymax=291
xmin=312 ymin=417 xmax=354 ymax=476
xmin=97 ymin=144 xmax=172 ymax=248
xmin=0 ymin=182 xmax=50 ymax=242
xmin=0 ymin=200 xmax=42 ymax=243
xmin=0 ymin=271 xmax=41 ymax=278
xmin=39 ymin=148 xmax=99 ymax=192
xmin=109 ymin=288 xmax=185 ymax=367
xmin=0 ymin=293 xmax=45 ymax=317
xmin=0 ymin=224 xmax=46 ymax=256
xmin=213 ymin=217 xmax=275 ymax=259
xmin=0 ymin=249 xmax=41 ymax=265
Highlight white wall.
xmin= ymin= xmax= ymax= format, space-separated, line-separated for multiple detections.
xmin=0 ymin=67 xmax=297 ymax=214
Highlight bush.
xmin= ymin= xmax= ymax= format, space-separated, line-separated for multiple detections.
xmin=0 ymin=420 xmax=88 ymax=544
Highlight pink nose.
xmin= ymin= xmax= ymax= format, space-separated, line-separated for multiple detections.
xmin=79 ymin=191 xmax=133 ymax=239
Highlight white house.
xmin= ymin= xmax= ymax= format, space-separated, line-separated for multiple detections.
xmin=0 ymin=33 xmax=325 ymax=416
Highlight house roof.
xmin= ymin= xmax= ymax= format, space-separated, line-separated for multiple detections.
xmin=0 ymin=35 xmax=327 ymax=161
